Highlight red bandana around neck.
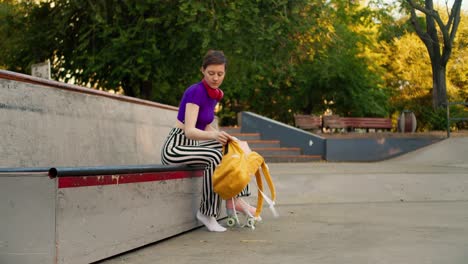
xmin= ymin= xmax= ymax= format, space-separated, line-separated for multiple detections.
xmin=202 ymin=79 xmax=224 ymax=101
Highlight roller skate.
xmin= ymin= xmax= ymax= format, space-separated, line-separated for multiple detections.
xmin=225 ymin=198 xmax=261 ymax=229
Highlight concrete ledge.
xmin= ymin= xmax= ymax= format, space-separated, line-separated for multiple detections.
xmin=0 ymin=70 xmax=177 ymax=111
xmin=0 ymin=70 xmax=178 ymax=167
xmin=0 ymin=165 xmax=205 ymax=264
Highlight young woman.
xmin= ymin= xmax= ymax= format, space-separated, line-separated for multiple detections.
xmin=161 ymin=50 xmax=254 ymax=232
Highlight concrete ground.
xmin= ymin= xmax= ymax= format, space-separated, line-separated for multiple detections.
xmin=100 ymin=137 xmax=468 ymax=264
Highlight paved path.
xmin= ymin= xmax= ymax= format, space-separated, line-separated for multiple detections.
xmin=100 ymin=137 xmax=468 ymax=264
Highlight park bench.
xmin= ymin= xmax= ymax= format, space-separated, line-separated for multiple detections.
xmin=293 ymin=114 xmax=322 ymax=130
xmin=323 ymin=116 xmax=392 ymax=132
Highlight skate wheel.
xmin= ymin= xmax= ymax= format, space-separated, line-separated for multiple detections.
xmin=246 ymin=218 xmax=255 ymax=228
xmin=226 ymin=217 xmax=236 ymax=227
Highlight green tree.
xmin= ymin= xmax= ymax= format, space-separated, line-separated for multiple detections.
xmin=48 ymin=0 xmax=199 ymax=105
xmin=293 ymin=0 xmax=390 ymax=118
xmin=199 ymin=0 xmax=312 ymax=124
xmin=1 ymin=0 xmax=402 ymax=125
xmin=404 ymin=0 xmax=463 ymax=108
xmin=1 ymin=0 xmax=312 ymax=124
xmin=448 ymin=11 xmax=468 ymax=102
xmin=0 ymin=1 xmax=55 ymax=73
xmin=380 ymin=9 xmax=467 ymax=130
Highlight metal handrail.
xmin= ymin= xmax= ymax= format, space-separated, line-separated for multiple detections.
xmin=445 ymin=102 xmax=468 ymax=138
xmin=0 ymin=164 xmax=205 ymax=178
xmin=48 ymin=164 xmax=205 ymax=178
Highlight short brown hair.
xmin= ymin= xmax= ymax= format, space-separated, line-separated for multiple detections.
xmin=202 ymin=50 xmax=227 ymax=70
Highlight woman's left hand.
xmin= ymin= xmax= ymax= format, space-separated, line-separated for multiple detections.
xmin=215 ymin=130 xmax=232 ymax=145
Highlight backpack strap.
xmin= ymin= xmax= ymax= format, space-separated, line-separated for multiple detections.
xmin=254 ymin=161 xmax=278 ymax=218
xmin=254 ymin=169 xmax=264 ymax=218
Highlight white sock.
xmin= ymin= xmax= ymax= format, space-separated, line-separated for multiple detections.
xmin=196 ymin=211 xmax=226 ymax=232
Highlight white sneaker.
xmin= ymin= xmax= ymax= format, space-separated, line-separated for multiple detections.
xmin=196 ymin=211 xmax=226 ymax=232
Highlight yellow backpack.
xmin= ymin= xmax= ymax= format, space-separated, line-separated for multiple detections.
xmin=213 ymin=140 xmax=250 ymax=200
xmin=213 ymin=140 xmax=277 ymax=218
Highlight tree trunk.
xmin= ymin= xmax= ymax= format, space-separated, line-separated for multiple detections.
xmin=432 ymin=63 xmax=448 ymax=108
xmin=120 ymin=78 xmax=152 ymax=100
xmin=428 ymin=42 xmax=447 ymax=108
xmin=121 ymin=76 xmax=135 ymax=98
xmin=424 ymin=0 xmax=446 ymax=109
xmin=140 ymin=80 xmax=153 ymax=100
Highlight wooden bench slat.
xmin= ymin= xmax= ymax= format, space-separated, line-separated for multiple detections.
xmin=294 ymin=115 xmax=392 ymax=131
xmin=294 ymin=114 xmax=322 ymax=129
xmin=323 ymin=117 xmax=392 ymax=130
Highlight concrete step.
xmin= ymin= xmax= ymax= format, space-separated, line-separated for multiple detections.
xmin=245 ymin=140 xmax=281 ymax=148
xmin=220 ymin=126 xmax=241 ymax=134
xmin=219 ymin=126 xmax=323 ymax=163
xmin=263 ymin=155 xmax=323 ymax=163
xmin=230 ymin=133 xmax=261 ymax=141
xmin=252 ymin=147 xmax=302 ymax=156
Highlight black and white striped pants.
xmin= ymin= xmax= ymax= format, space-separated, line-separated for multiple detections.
xmin=161 ymin=128 xmax=249 ymax=217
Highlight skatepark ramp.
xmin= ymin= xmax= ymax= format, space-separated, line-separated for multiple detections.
xmin=0 ymin=70 xmax=207 ymax=264
xmin=0 ymin=70 xmax=177 ymax=167
xmin=387 ymin=137 xmax=468 ymax=168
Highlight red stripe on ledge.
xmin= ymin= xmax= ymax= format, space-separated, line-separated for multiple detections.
xmin=58 ymin=170 xmax=203 ymax=189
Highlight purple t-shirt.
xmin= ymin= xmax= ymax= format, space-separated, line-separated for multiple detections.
xmin=177 ymin=82 xmax=218 ymax=130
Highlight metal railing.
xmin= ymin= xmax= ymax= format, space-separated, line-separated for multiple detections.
xmin=445 ymin=102 xmax=468 ymax=138
xmin=0 ymin=164 xmax=205 ymax=178
xmin=48 ymin=164 xmax=204 ymax=178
